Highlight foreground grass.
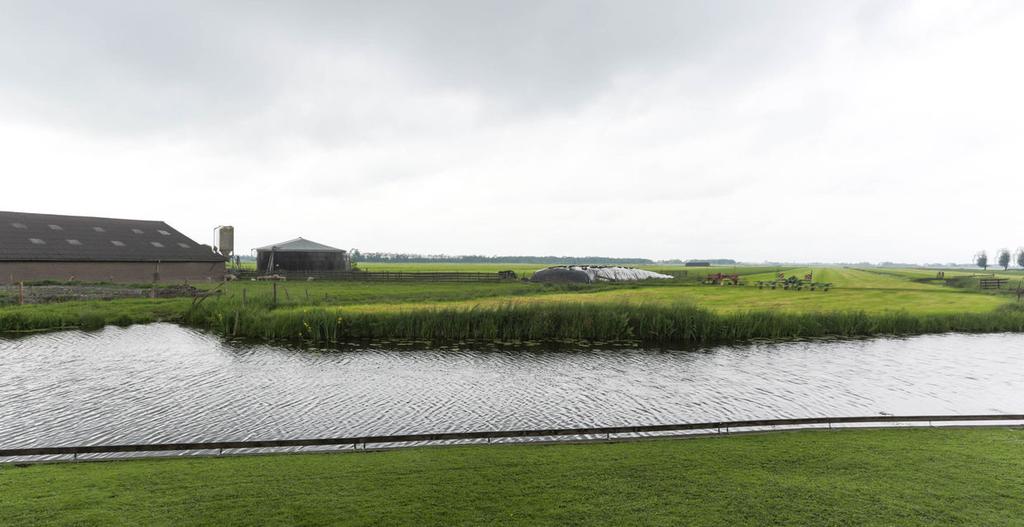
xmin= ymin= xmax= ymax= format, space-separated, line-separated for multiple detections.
xmin=2 ymin=428 xmax=1022 ymax=526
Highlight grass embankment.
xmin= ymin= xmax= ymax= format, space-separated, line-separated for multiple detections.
xmin=0 ymin=266 xmax=1019 ymax=343
xmin=2 ymin=428 xmax=1022 ymax=526
xmin=0 ymin=298 xmax=191 ymax=332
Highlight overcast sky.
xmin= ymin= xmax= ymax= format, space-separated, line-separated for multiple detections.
xmin=2 ymin=1 xmax=1023 ymax=263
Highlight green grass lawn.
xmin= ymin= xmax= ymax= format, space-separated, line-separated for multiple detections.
xmin=2 ymin=428 xmax=1022 ymax=526
xmin=200 ymin=265 xmax=1008 ymax=315
xmin=239 ymin=266 xmax=1001 ymax=316
xmin=315 ymin=284 xmax=1003 ymax=316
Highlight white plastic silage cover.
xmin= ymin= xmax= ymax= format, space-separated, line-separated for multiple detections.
xmin=570 ymin=266 xmax=673 ymax=282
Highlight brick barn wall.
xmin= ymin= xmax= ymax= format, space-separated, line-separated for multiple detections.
xmin=0 ymin=261 xmax=226 ymax=284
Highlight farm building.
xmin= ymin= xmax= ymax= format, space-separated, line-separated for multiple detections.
xmin=255 ymin=238 xmax=351 ymax=274
xmin=0 ymin=211 xmax=226 ymax=283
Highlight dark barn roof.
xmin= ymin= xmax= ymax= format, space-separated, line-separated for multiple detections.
xmin=0 ymin=211 xmax=224 ymax=262
xmin=255 ymin=238 xmax=345 ymax=253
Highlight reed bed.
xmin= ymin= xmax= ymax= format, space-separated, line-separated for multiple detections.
xmin=0 ymin=298 xmax=189 ymax=333
xmin=181 ymin=299 xmax=1024 ymax=347
xmin=5 ymin=292 xmax=1024 ymax=346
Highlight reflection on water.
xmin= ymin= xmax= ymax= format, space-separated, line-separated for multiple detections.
xmin=1 ymin=323 xmax=1021 ymax=448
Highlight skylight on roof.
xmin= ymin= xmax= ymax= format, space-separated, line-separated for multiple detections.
xmin=157 ymin=229 xmax=171 ymax=236
xmin=48 ymin=224 xmax=62 ymax=231
xmin=177 ymin=242 xmax=190 ymax=248
xmin=66 ymin=239 xmax=82 ymax=245
xmin=150 ymin=241 xmax=164 ymax=247
xmin=11 ymin=222 xmax=26 ymax=229
xmin=29 ymin=238 xmax=45 ymax=245
xmin=132 ymin=228 xmax=144 ymax=234
xmin=111 ymin=240 xmax=125 ymax=247
xmin=93 ymin=226 xmax=106 ymax=232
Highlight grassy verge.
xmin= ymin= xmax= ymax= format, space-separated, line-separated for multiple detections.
xmin=2 ymin=428 xmax=1022 ymax=526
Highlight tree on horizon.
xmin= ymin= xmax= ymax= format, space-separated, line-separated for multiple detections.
xmin=998 ymin=249 xmax=1011 ymax=270
xmin=975 ymin=251 xmax=988 ymax=270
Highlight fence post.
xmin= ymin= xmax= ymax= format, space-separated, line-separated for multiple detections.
xmin=18 ymin=281 xmax=24 ymax=305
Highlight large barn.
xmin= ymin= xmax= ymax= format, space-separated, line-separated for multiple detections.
xmin=256 ymin=238 xmax=350 ymax=274
xmin=0 ymin=211 xmax=226 ymax=283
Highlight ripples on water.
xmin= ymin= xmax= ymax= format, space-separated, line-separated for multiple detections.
xmin=1 ymin=323 xmax=1022 ymax=448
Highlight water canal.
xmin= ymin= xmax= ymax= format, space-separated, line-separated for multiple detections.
xmin=1 ymin=323 xmax=1022 ymax=449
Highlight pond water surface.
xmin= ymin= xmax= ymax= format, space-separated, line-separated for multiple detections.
xmin=1 ymin=324 xmax=1022 ymax=449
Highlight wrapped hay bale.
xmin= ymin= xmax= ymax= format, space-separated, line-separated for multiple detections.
xmin=531 ymin=266 xmax=673 ymax=283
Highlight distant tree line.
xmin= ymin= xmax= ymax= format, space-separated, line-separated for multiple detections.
xmin=973 ymin=248 xmax=1024 ymax=271
xmin=349 ymin=250 xmax=735 ymax=266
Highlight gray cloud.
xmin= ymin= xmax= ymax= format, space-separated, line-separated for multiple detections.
xmin=0 ymin=1 xmax=890 ymax=139
xmin=2 ymin=1 xmax=1022 ymax=262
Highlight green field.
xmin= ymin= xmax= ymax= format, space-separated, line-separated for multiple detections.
xmin=357 ymin=261 xmax=557 ymax=276
xmin=1 ymin=265 xmax=1020 ymax=343
xmin=319 ymin=267 xmax=1001 ymax=315
xmin=354 ymin=262 xmax=770 ymax=277
xmin=241 ymin=266 xmax=1015 ymax=315
xmin=145 ymin=266 xmax=1024 ymax=313
xmin=2 ymin=428 xmax=1021 ymax=526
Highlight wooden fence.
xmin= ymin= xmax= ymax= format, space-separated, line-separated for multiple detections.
xmin=980 ymin=278 xmax=1008 ymax=289
xmin=2 ymin=414 xmax=1020 ymax=460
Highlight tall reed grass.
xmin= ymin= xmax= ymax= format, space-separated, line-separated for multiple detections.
xmin=0 ymin=299 xmax=188 ymax=333
xmin=6 ymin=295 xmax=1024 ymax=346
xmin=180 ymin=299 xmax=1024 ymax=346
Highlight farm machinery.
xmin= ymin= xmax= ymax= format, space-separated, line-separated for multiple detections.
xmin=755 ymin=272 xmax=832 ymax=291
xmin=704 ymin=273 xmax=741 ymax=285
